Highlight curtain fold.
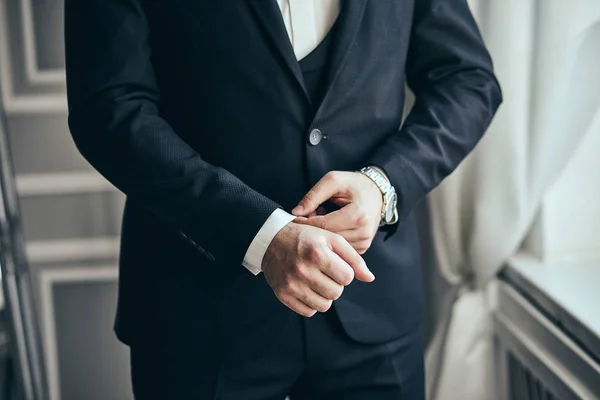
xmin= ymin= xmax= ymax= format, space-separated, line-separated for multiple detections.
xmin=425 ymin=1 xmax=600 ymax=398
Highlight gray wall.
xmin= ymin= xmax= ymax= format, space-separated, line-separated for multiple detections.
xmin=0 ymin=0 xmax=131 ymax=399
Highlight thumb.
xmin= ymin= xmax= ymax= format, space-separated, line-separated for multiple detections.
xmin=292 ymin=172 xmax=345 ymax=216
xmin=331 ymin=236 xmax=375 ymax=283
xmin=352 ymin=260 xmax=376 ymax=283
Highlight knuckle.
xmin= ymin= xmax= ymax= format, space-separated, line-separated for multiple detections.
xmin=356 ymin=212 xmax=369 ymax=227
xmin=291 ymin=261 xmax=303 ymax=274
xmin=331 ymin=287 xmax=344 ymax=300
xmin=274 ymin=284 xmax=286 ymax=295
xmin=281 ymin=277 xmax=295 ymax=293
xmin=295 ymin=264 xmax=309 ymax=279
xmin=353 ymin=254 xmax=366 ymax=268
xmin=330 ymin=233 xmax=344 ymax=246
xmin=295 ymin=305 xmax=308 ymax=317
xmin=317 ymin=235 xmax=331 ymax=248
xmin=325 ymin=171 xmax=339 ymax=184
xmin=307 ymin=246 xmax=324 ymax=263
xmin=304 ymin=190 xmax=315 ymax=202
xmin=318 ymin=300 xmax=333 ymax=313
xmin=279 ymin=294 xmax=293 ymax=307
xmin=275 ymin=290 xmax=287 ymax=302
xmin=299 ymin=292 xmax=310 ymax=305
xmin=341 ymin=270 xmax=354 ymax=286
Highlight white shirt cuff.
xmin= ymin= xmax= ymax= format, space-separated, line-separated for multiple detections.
xmin=242 ymin=208 xmax=296 ymax=275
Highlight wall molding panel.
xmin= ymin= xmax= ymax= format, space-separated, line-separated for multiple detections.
xmin=0 ymin=0 xmax=67 ymax=114
xmin=26 ymin=237 xmax=120 ymax=264
xmin=38 ymin=266 xmax=119 ymax=400
xmin=16 ymin=172 xmax=116 ymax=198
xmin=19 ymin=0 xmax=66 ymax=86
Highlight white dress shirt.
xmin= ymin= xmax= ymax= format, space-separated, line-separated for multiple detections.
xmin=276 ymin=0 xmax=341 ymax=60
xmin=242 ymin=0 xmax=341 ymax=275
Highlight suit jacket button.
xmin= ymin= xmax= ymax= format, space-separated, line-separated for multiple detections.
xmin=309 ymin=129 xmax=323 ymax=146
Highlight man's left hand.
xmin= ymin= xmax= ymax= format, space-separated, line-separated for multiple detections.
xmin=292 ymin=171 xmax=382 ymax=255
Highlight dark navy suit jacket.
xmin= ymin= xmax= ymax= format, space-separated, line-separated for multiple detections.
xmin=64 ymin=0 xmax=502 ymax=356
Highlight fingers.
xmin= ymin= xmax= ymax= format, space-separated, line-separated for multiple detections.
xmin=335 ymin=229 xmax=374 ymax=254
xmin=278 ymin=255 xmax=346 ymax=317
xmin=296 ymin=289 xmax=333 ymax=313
xmin=308 ymin=271 xmax=345 ymax=301
xmin=294 ymin=221 xmax=375 ymax=254
xmin=319 ymin=252 xmax=355 ymax=286
xmin=349 ymin=240 xmax=373 ymax=255
xmin=292 ymin=172 xmax=347 ymax=216
xmin=298 ymin=204 xmax=359 ymax=232
xmin=269 ymin=223 xmax=374 ymax=320
xmin=330 ymin=235 xmax=375 ymax=282
xmin=336 ymin=229 xmax=369 ymax=242
xmin=279 ymin=283 xmax=334 ymax=316
xmin=279 ymin=294 xmax=317 ymax=318
xmin=295 ymin=249 xmax=348 ymax=296
xmin=305 ymin=206 xmax=327 ymax=218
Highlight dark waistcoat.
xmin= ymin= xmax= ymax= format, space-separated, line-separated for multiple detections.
xmin=299 ymin=23 xmax=337 ymax=110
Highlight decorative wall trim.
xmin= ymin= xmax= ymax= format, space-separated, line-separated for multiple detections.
xmin=16 ymin=171 xmax=116 ymax=197
xmin=0 ymin=0 xmax=67 ymax=114
xmin=26 ymin=237 xmax=120 ymax=264
xmin=0 ymin=0 xmax=17 ymax=108
xmin=0 ymin=93 xmax=67 ymax=115
xmin=38 ymin=266 xmax=119 ymax=400
xmin=20 ymin=0 xmax=66 ymax=86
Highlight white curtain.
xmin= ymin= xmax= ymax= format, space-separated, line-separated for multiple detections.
xmin=425 ymin=0 xmax=600 ymax=399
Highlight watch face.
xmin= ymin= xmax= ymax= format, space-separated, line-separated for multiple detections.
xmin=385 ymin=192 xmax=398 ymax=222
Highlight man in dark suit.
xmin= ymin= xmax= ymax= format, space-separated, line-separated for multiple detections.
xmin=64 ymin=0 xmax=501 ymax=398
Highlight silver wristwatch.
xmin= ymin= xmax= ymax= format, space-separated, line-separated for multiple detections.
xmin=359 ymin=166 xmax=399 ymax=226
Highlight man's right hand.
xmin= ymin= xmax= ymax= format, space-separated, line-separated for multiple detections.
xmin=262 ymin=222 xmax=375 ymax=317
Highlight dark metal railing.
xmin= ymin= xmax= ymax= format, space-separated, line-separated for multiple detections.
xmin=0 ymin=104 xmax=48 ymax=399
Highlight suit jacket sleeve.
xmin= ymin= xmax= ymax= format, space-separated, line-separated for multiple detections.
xmin=64 ymin=0 xmax=280 ymax=267
xmin=367 ymin=0 xmax=503 ymax=224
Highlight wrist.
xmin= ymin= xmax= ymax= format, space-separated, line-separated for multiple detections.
xmin=262 ymin=221 xmax=297 ymax=271
xmin=362 ymin=173 xmax=384 ymax=208
xmin=243 ymin=209 xmax=295 ymax=275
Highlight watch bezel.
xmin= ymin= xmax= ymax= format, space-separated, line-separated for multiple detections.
xmin=385 ymin=191 xmax=397 ymax=223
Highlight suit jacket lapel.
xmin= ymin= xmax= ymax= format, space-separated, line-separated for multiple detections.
xmin=320 ymin=0 xmax=368 ymax=109
xmin=248 ymin=0 xmax=369 ymax=108
xmin=247 ymin=0 xmax=310 ymax=101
